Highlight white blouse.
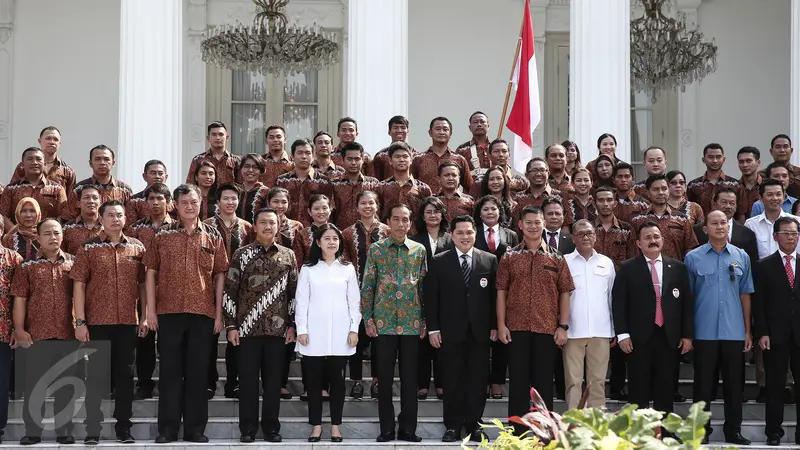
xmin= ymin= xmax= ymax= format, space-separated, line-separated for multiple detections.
xmin=295 ymin=259 xmax=362 ymax=356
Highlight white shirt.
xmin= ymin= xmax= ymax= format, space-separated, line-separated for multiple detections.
xmin=779 ymin=250 xmax=798 ymax=275
xmin=745 ymin=211 xmax=800 ymax=259
xmin=484 ymin=223 xmax=500 ymax=247
xmin=428 ymin=233 xmax=437 ymax=252
xmin=545 ymin=229 xmax=561 ymax=251
xmin=728 ymin=218 xmax=734 ymax=242
xmin=430 ymin=247 xmax=474 ymax=336
xmin=617 ymin=254 xmax=662 ymax=342
xmin=295 ymin=260 xmax=362 ymax=356
xmin=565 ymin=250 xmax=616 ymax=339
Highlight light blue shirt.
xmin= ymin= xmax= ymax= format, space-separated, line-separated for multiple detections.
xmin=750 ymin=195 xmax=796 ymax=216
xmin=685 ymin=242 xmax=754 ymax=341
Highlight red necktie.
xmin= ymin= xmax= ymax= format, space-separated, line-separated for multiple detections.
xmin=649 ymin=259 xmax=664 ymax=327
xmin=786 ymin=255 xmax=795 ymax=289
xmin=487 ymin=228 xmax=497 ymax=253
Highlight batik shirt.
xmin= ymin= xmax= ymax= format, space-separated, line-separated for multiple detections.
xmin=0 ymin=248 xmax=23 ymax=343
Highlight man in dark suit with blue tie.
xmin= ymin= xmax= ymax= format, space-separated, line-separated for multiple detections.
xmin=425 ymin=215 xmax=498 ymax=443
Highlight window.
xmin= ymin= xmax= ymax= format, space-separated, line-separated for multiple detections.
xmin=630 ymin=91 xmax=654 ymax=180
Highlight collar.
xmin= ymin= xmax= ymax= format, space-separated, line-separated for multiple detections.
xmin=425 ymin=146 xmax=454 ymax=156
xmin=244 ymin=181 xmax=265 ymax=192
xmin=205 ymin=148 xmax=231 ymax=159
xmin=645 ymin=254 xmax=663 ymax=265
xmin=90 ymin=176 xmax=117 ymax=187
xmin=740 ymin=173 xmax=763 ymax=187
xmin=174 ymin=218 xmax=204 ymax=234
xmin=529 ymin=184 xmax=554 ymax=196
xmin=456 ymin=247 xmax=474 ymax=259
xmin=145 ymin=214 xmax=173 ymax=226
xmin=76 ymin=215 xmax=102 ymax=228
xmin=756 ymin=210 xmax=792 ymax=223
xmin=312 ymin=160 xmax=339 ymax=172
xmin=779 ymin=249 xmax=798 ymax=261
xmin=617 ymin=190 xmax=637 ymax=201
xmin=389 ymin=237 xmax=411 ymax=249
xmin=357 ymin=219 xmax=382 ymax=232
xmin=702 ymin=170 xmax=729 ymax=182
xmin=545 ymin=229 xmax=560 ymax=237
xmin=484 ymin=223 xmax=500 ymax=233
xmin=99 ymin=231 xmax=129 ymax=244
xmin=517 ymin=239 xmax=550 ymax=254
xmin=566 ymin=249 xmax=598 ymax=262
xmin=35 ymin=249 xmax=67 ymax=262
xmin=703 ymin=241 xmax=733 ymax=254
xmin=436 ymin=189 xmax=462 ymax=199
xmin=18 ymin=174 xmax=48 ymax=186
xmin=265 ymin=151 xmax=291 ymax=163
xmin=645 ymin=204 xmax=675 ymax=216
xmin=549 ymin=173 xmax=571 ymax=184
xmin=595 ymin=215 xmax=622 ymax=229
xmin=257 ymin=240 xmax=280 ymax=253
xmin=386 ymin=174 xmax=417 ymax=186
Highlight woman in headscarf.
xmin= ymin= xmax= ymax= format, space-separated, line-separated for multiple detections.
xmin=2 ymin=197 xmax=42 ymax=261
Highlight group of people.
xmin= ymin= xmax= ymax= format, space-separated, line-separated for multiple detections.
xmin=0 ymin=115 xmax=798 ymax=446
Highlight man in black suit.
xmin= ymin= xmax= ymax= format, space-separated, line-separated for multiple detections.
xmin=426 ymin=215 xmax=498 ymax=443
xmin=612 ymin=221 xmax=694 ymax=415
xmin=693 ymin=188 xmax=758 ymax=264
xmin=755 ymin=216 xmax=800 ymax=445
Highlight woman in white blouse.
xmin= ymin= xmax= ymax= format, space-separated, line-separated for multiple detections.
xmin=296 ymin=223 xmax=361 ymax=442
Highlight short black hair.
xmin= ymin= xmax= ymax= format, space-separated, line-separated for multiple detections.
xmin=36 ymin=218 xmax=61 ymax=235
xmin=636 ymin=221 xmax=661 ymax=239
xmin=389 ymin=203 xmax=413 ymax=221
xmin=207 ymin=121 xmax=227 ymax=134
xmin=388 ymin=141 xmax=413 ymax=158
xmin=21 ymin=147 xmax=43 ymax=161
xmin=613 ymin=162 xmax=635 ymax=178
xmin=254 ymin=208 xmax=279 ymax=223
xmin=89 ymin=144 xmax=115 ymax=160
xmin=99 ymin=199 xmax=125 ymax=217
xmin=594 ymin=186 xmax=616 ymax=197
xmin=145 ymin=182 xmax=172 ymax=202
xmin=489 ymin=138 xmax=508 ymax=153
xmin=737 ymin=146 xmax=761 ymax=160
xmin=308 ymin=193 xmax=331 ymax=210
xmin=771 ymin=134 xmax=792 ymax=148
xmin=703 ymin=142 xmax=724 ymax=156
xmin=239 ymin=153 xmax=266 ymax=173
xmin=341 ymin=142 xmax=365 ymax=157
xmin=525 ymin=156 xmax=547 ymax=172
xmin=265 ymin=124 xmax=286 ymax=139
xmin=665 ymin=170 xmax=686 ymax=184
xmin=765 ymin=161 xmax=790 ymax=179
xmin=388 ymin=115 xmax=409 ymax=130
xmin=773 ymin=216 xmax=800 ymax=233
xmin=313 ymin=131 xmax=332 ymax=143
xmin=173 ymin=183 xmax=202 ymax=203
xmin=473 ymin=195 xmax=504 ymax=225
xmin=643 ymin=146 xmax=665 ymax=160
xmin=450 ymin=215 xmax=476 ymax=233
xmin=39 ymin=126 xmax=61 ymax=138
xmin=468 ymin=111 xmax=487 ymax=123
xmin=713 ymin=187 xmax=738 ymax=203
xmin=759 ymin=178 xmax=785 ymax=197
xmin=541 ymin=197 xmax=564 ymax=213
xmin=267 ymin=187 xmax=289 ymax=202
xmin=217 ymin=182 xmax=243 ymax=199
xmin=519 ymin=205 xmax=543 ymax=221
xmin=544 ymin=143 xmax=565 ymax=159
xmin=429 ymin=116 xmax=453 ymax=131
xmin=337 ymin=117 xmax=357 ymax=131
xmin=645 ymin=174 xmax=668 ymax=190
xmin=437 ymin=161 xmax=460 ymax=176
xmin=291 ymin=138 xmax=313 ymax=155
xmin=143 ymin=159 xmax=166 ymax=173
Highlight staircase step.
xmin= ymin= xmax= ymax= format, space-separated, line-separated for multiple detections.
xmin=0 ymin=440 xmax=462 ymax=449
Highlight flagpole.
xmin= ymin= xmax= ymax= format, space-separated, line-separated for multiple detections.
xmin=497 ymin=19 xmax=526 ymax=140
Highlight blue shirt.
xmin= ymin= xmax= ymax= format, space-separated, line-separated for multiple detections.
xmin=685 ymin=242 xmax=754 ymax=341
xmin=750 ymin=195 xmax=796 ymax=216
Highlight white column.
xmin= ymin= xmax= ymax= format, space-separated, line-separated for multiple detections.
xmin=346 ymin=0 xmax=408 ymax=155
xmin=791 ymin=0 xmax=800 ymax=164
xmin=0 ymin=0 xmax=14 ymax=181
xmin=185 ymin=0 xmax=208 ymax=174
xmin=569 ymin=0 xmax=631 ymax=162
xmin=676 ymin=0 xmax=701 ymax=176
xmin=117 ymin=0 xmax=183 ymax=193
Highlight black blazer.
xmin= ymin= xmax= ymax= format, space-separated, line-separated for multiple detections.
xmin=543 ymin=230 xmax=576 ymax=255
xmin=612 ymin=255 xmax=694 ymax=348
xmin=424 ymin=248 xmax=498 ymax=343
xmin=410 ymin=231 xmax=453 ymax=267
xmin=754 ymin=251 xmax=800 ymax=346
xmin=694 ymin=221 xmax=759 ymax=266
xmin=475 ymin=223 xmax=519 ymax=261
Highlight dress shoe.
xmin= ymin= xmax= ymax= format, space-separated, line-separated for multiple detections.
xmin=725 ymin=433 xmax=751 ymax=445
xmin=370 ymin=383 xmax=379 ymax=398
xmin=766 ymin=434 xmax=781 ymax=446
xmin=756 ymin=387 xmax=767 ymax=403
xmin=701 ymin=435 xmax=709 ymax=445
xmin=184 ymin=433 xmax=209 ymax=443
xmin=673 ymin=392 xmax=686 ymax=403
xmin=470 ymin=429 xmax=489 ymax=442
xmin=609 ymin=390 xmax=627 ymax=401
xmin=116 ymin=431 xmax=135 ymax=444
xmin=331 ymin=435 xmax=343 ymax=442
xmin=56 ymin=436 xmax=75 ymax=444
xmin=154 ymin=434 xmax=175 ymax=444
xmin=442 ymin=429 xmax=460 ymax=442
xmin=376 ymin=431 xmax=395 ymax=442
xmin=19 ymin=436 xmax=41 ymax=445
xmin=264 ymin=432 xmax=283 ymax=443
xmin=398 ymin=430 xmax=423 ymax=442
xmin=417 ymin=390 xmax=428 ymax=400
xmin=300 ymin=392 xmax=309 ymax=401
xmin=436 ymin=390 xmax=444 ymax=400
xmin=350 ymin=382 xmax=364 ymax=399
xmin=239 ymin=435 xmax=255 ymax=443
xmin=83 ymin=436 xmax=100 ymax=445
xmin=308 ymin=434 xmax=321 ymax=442
xmin=280 ymin=389 xmax=293 ymax=400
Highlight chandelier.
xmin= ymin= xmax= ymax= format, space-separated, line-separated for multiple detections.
xmin=201 ymin=0 xmax=340 ymax=77
xmin=630 ymin=0 xmax=718 ymax=101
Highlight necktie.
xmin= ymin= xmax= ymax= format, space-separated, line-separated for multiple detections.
xmin=487 ymin=228 xmax=497 ymax=253
xmin=461 ymin=254 xmax=471 ymax=285
xmin=548 ymin=232 xmax=558 ymax=249
xmin=650 ymin=259 xmax=664 ymax=327
xmin=786 ymin=255 xmax=795 ymax=289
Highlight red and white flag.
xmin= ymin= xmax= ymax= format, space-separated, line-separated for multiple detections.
xmin=506 ymin=0 xmax=541 ymax=174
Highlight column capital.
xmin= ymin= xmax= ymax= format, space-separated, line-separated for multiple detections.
xmin=187 ymin=0 xmax=207 ymax=43
xmin=0 ymin=0 xmax=14 ymax=43
xmin=675 ymin=0 xmax=702 ymax=11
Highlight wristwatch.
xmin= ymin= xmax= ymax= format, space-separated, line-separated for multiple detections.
xmin=75 ymin=318 xmax=87 ymax=328
xmin=557 ymin=323 xmax=569 ymax=331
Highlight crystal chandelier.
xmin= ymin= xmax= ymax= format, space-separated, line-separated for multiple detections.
xmin=201 ymin=0 xmax=340 ymax=77
xmin=630 ymin=0 xmax=718 ymax=101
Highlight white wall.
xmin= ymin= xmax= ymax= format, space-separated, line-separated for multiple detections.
xmin=11 ymin=0 xmax=120 ymax=181
xmin=696 ymin=0 xmax=790 ymax=176
xmin=408 ymin=0 xmax=521 ymax=151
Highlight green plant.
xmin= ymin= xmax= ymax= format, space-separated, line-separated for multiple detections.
xmin=463 ymin=388 xmax=733 ymax=450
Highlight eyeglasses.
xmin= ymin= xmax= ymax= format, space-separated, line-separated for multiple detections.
xmin=776 ymin=231 xmax=800 ymax=238
xmin=527 ymin=168 xmax=548 ymax=174
xmin=728 ymin=265 xmax=735 ymax=282
xmin=575 ymin=231 xmax=595 ymax=238
xmin=424 ymin=210 xmax=442 ymax=216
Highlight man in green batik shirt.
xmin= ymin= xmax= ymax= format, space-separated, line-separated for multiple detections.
xmin=362 ymin=203 xmax=427 ymax=443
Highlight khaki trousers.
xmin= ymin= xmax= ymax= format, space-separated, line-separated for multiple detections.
xmin=563 ymin=337 xmax=610 ymax=409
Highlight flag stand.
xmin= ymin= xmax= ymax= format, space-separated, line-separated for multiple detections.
xmin=497 ymin=21 xmax=525 ymax=140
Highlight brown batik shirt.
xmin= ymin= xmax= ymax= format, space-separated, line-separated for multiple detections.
xmin=469 ymin=167 xmax=530 ymax=199
xmin=11 ymin=251 xmax=75 ymax=341
xmin=65 ymin=176 xmax=133 ymax=221
xmin=331 ymin=174 xmax=381 ymax=232
xmin=261 ymin=152 xmax=294 ymax=188
xmin=614 ymin=190 xmax=650 ymax=224
xmin=0 ymin=177 xmax=68 ymax=222
xmin=377 ymin=176 xmax=432 ymax=233
xmin=143 ymin=220 xmax=229 ymax=318
xmin=11 ymin=156 xmax=77 ymax=194
xmin=687 ymin=171 xmax=740 ymax=216
xmin=372 ymin=145 xmax=423 ymax=181
xmin=129 ymin=215 xmax=174 ymax=249
xmin=275 ymin=169 xmax=335 ymax=227
xmin=185 ymin=149 xmax=241 ymax=186
xmin=564 ymin=196 xmax=598 ymax=228
xmin=455 ymin=139 xmax=492 ymax=170
xmin=436 ymin=191 xmax=475 ymax=223
xmin=0 ymin=248 xmax=23 ymax=344
xmin=672 ymin=200 xmax=705 ymax=226
xmin=496 ymin=240 xmax=575 ymax=334
xmin=332 ymin=146 xmax=374 ymax=178
xmin=2 ymin=231 xmax=39 ymax=262
xmin=292 ymin=224 xmax=323 ymax=269
xmin=758 ymin=164 xmax=800 ymax=199
xmin=203 ymin=215 xmax=253 ymax=259
xmin=594 ymin=217 xmax=637 ymax=270
xmin=548 ymin=175 xmax=574 ymax=196
xmin=126 ymin=189 xmax=175 ymax=225
xmin=737 ymin=174 xmax=763 ymax=222
xmin=511 ymin=185 xmax=563 ymax=229
xmin=311 ymin=161 xmax=345 ymax=181
xmin=411 ymin=147 xmax=473 ymax=193
xmin=342 ymin=220 xmax=390 ymax=284
xmin=62 ymin=216 xmax=104 ymax=255
xmin=630 ymin=206 xmax=699 ymax=261
xmin=277 ymin=216 xmax=304 ymax=248
xmin=633 ymin=181 xmax=650 ymax=201
xmin=223 ymin=241 xmax=298 ymax=338
xmin=70 ymin=233 xmax=146 ymax=326
xmin=238 ymin=183 xmax=269 ymax=224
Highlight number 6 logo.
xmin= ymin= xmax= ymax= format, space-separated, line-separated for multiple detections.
xmin=26 ymin=348 xmax=94 ymax=431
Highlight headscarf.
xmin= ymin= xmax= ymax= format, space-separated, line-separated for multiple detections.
xmin=11 ymin=197 xmax=42 ymax=241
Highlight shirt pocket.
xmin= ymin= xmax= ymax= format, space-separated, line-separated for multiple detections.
xmin=695 ymin=263 xmax=717 ymax=278
xmin=593 ymin=265 xmax=611 ymax=277
xmin=199 ymin=246 xmax=216 ymax=271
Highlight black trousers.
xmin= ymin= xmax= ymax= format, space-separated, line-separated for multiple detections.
xmin=508 ymin=331 xmax=556 ymax=432
xmin=417 ymin=338 xmax=442 ymax=391
xmin=554 ymin=347 xmax=565 ymax=396
xmin=489 ymin=340 xmax=508 ymax=385
xmin=239 ymin=336 xmax=285 ymax=436
xmin=0 ymin=342 xmax=10 ymax=438
xmin=135 ymin=331 xmax=156 ymax=392
xmin=764 ymin=338 xmax=800 ymax=438
xmin=156 ymin=314 xmax=214 ymax=438
xmin=18 ymin=340 xmax=77 ymax=438
xmin=85 ymin=325 xmax=137 ymax=436
xmin=348 ymin=320 xmax=377 ymax=380
xmin=627 ymin=327 xmax=677 ymax=414
xmin=441 ymin=333 xmax=490 ymax=431
xmin=280 ymin=342 xmax=296 ymax=389
xmin=608 ymin=345 xmax=627 ymax=394
xmin=305 ymin=356 xmax=348 ymax=425
xmin=692 ymin=340 xmax=744 ymax=436
xmin=375 ymin=335 xmax=419 ymax=434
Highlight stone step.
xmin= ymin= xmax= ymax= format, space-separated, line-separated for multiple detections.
xmin=0 ymin=441 xmax=463 ymax=449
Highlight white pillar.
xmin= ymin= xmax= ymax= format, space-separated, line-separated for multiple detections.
xmin=186 ymin=0 xmax=208 ymax=173
xmin=569 ymin=0 xmax=631 ymax=162
xmin=791 ymin=0 xmax=800 ymax=163
xmin=346 ymin=0 xmax=408 ymax=155
xmin=676 ymin=0 xmax=701 ymax=176
xmin=0 ymin=0 xmax=14 ymax=181
xmin=117 ymin=0 xmax=183 ymax=193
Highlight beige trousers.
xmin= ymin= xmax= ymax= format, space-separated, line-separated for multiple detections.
xmin=563 ymin=337 xmax=610 ymax=409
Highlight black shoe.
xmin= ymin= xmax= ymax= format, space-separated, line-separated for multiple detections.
xmin=673 ymin=392 xmax=686 ymax=403
xmin=766 ymin=434 xmax=781 ymax=446
xmin=370 ymin=383 xmax=379 ymax=398
xmin=154 ymin=434 xmax=175 ymax=444
xmin=224 ymin=385 xmax=239 ymax=399
xmin=470 ymin=429 xmax=489 ymax=442
xmin=701 ymin=435 xmax=710 ymax=445
xmin=116 ymin=431 xmax=135 ymax=444
xmin=725 ymin=433 xmax=751 ymax=445
xmin=436 ymin=390 xmax=444 ymax=400
xmin=280 ymin=390 xmax=292 ymax=400
xmin=376 ymin=432 xmax=395 ymax=442
xmin=133 ymin=387 xmax=153 ymax=400
xmin=56 ymin=436 xmax=75 ymax=444
xmin=757 ymin=387 xmax=767 ymax=403
xmin=350 ymin=382 xmax=364 ymax=399
xmin=417 ymin=390 xmax=428 ymax=400
xmin=308 ymin=434 xmax=321 ymax=443
xmin=331 ymin=435 xmax=343 ymax=443
xmin=206 ymin=387 xmax=215 ymax=399
xmin=609 ymin=390 xmax=627 ymax=401
xmin=83 ymin=436 xmax=100 ymax=445
xmin=398 ymin=430 xmax=423 ymax=442
xmin=184 ymin=433 xmax=209 ymax=443
xmin=300 ymin=392 xmax=309 ymax=401
xmin=264 ymin=432 xmax=282 ymax=443
xmin=19 ymin=436 xmax=41 ymax=445
xmin=442 ymin=429 xmax=460 ymax=442
xmin=239 ymin=435 xmax=255 ymax=443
